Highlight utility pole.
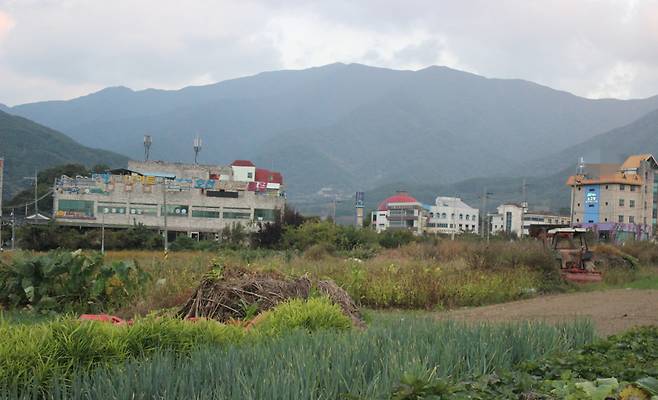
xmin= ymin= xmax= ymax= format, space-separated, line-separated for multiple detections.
xmin=11 ymin=209 xmax=15 ymax=250
xmin=23 ymin=169 xmax=38 ymax=217
xmin=162 ymin=178 xmax=168 ymax=252
xmin=451 ymin=193 xmax=457 ymax=241
xmin=520 ymin=178 xmax=527 ymax=238
xmin=101 ymin=210 xmax=106 ymax=254
xmin=481 ymin=187 xmax=493 ymax=243
xmin=0 ymin=157 xmax=3 ymax=250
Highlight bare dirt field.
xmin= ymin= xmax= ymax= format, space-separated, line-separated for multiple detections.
xmin=439 ymin=289 xmax=658 ymax=336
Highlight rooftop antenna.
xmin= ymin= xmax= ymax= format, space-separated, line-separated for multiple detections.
xmin=577 ymin=156 xmax=585 ymax=175
xmin=144 ymin=135 xmax=152 ymax=161
xmin=193 ymin=134 xmax=202 ymax=164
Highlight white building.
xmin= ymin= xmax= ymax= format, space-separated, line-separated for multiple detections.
xmin=426 ymin=196 xmax=479 ymax=235
xmin=371 ymin=192 xmax=425 ymax=235
xmin=489 ymin=203 xmax=570 ymax=236
xmin=489 ymin=203 xmax=525 ymax=236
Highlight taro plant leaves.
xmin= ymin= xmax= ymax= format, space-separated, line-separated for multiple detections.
xmin=0 ymin=250 xmax=150 ymax=312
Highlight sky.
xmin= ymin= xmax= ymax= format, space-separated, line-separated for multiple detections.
xmin=1 ymin=0 xmax=658 ymax=105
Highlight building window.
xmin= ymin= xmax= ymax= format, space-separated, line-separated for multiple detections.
xmin=629 ymin=216 xmax=635 ymax=224
xmin=620 ymin=184 xmax=625 ymax=191
xmin=191 ymin=210 xmax=220 ymax=219
xmin=619 ymin=215 xmax=624 ymax=223
xmin=629 ymin=200 xmax=635 ymax=208
xmin=161 ymin=205 xmax=189 ymax=217
xmin=56 ymin=200 xmax=95 ymax=218
xmin=605 ymin=202 xmax=609 ymax=206
xmin=98 ymin=206 xmax=126 ymax=215
xmin=465 ymin=215 xmax=470 ymax=220
xmin=441 ymin=213 xmax=446 ymax=219
xmin=577 ymin=203 xmax=580 ymax=207
xmin=223 ymin=211 xmax=251 ymax=219
xmin=630 ymin=185 xmax=636 ymax=192
xmin=605 ymin=185 xmax=609 ymax=189
xmin=247 ymin=172 xmax=253 ymax=179
xmin=619 ymin=199 xmax=625 ymax=207
xmin=459 ymin=213 xmax=463 ymax=220
xmin=254 ymin=209 xmax=276 ymax=221
xmin=604 ymin=218 xmax=608 ymax=222
xmin=505 ymin=211 xmax=512 ymax=233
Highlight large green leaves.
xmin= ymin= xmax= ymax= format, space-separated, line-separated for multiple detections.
xmin=0 ymin=250 xmax=150 ymax=312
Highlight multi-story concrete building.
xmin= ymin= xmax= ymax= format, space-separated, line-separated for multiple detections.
xmin=425 ymin=196 xmax=479 ymax=235
xmin=567 ymin=154 xmax=658 ymax=241
xmin=371 ymin=192 xmax=425 ymax=235
xmin=522 ymin=211 xmax=570 ymax=236
xmin=488 ymin=203 xmax=569 ymax=237
xmin=53 ymin=159 xmax=285 ymax=239
xmin=489 ymin=203 xmax=525 ymax=236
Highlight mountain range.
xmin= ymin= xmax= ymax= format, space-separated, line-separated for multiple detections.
xmin=0 ymin=110 xmax=128 ymax=200
xmin=4 ymin=63 xmax=658 ymax=213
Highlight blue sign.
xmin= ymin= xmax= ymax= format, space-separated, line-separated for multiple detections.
xmin=355 ymin=191 xmax=364 ymax=208
xmin=583 ymin=185 xmax=600 ymax=224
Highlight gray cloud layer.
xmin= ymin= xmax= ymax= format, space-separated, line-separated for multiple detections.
xmin=1 ymin=0 xmax=658 ymax=105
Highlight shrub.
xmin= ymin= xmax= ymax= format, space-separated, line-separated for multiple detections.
xmin=254 ymin=297 xmax=352 ymax=335
xmin=0 ymin=250 xmax=149 ymax=312
xmin=379 ymin=230 xmax=416 ymax=249
xmin=0 ymin=317 xmax=246 ymax=387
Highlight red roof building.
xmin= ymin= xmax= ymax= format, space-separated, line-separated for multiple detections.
xmin=377 ymin=193 xmax=420 ymax=211
xmin=230 ymin=160 xmax=255 ymax=167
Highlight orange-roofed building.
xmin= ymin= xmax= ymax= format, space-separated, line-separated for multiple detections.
xmin=566 ymin=154 xmax=658 ymax=242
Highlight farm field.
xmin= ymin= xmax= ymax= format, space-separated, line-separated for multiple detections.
xmin=1 ymin=237 xmax=658 ymax=399
xmin=439 ymin=288 xmax=658 ymax=336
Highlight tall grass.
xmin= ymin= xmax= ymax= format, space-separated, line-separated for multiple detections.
xmin=101 ymin=241 xmax=556 ymax=315
xmin=3 ymin=316 xmax=595 ymax=399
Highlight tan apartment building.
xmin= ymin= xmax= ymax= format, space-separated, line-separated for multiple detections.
xmin=53 ymin=159 xmax=285 ymax=239
xmin=567 ymin=154 xmax=658 ymax=241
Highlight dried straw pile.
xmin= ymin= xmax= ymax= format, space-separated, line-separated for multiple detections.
xmin=178 ymin=266 xmax=364 ymax=327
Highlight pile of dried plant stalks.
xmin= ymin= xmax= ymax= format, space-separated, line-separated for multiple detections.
xmin=178 ymin=266 xmax=365 ymax=327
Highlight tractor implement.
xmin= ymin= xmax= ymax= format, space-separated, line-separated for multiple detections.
xmin=547 ymin=228 xmax=603 ymax=284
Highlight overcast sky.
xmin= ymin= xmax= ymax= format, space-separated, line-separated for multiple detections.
xmin=1 ymin=0 xmax=658 ymax=105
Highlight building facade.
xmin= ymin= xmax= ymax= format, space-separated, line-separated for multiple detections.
xmin=425 ymin=196 xmax=479 ymax=235
xmin=371 ymin=192 xmax=425 ymax=235
xmin=567 ymin=154 xmax=657 ymax=241
xmin=53 ymin=160 xmax=285 ymax=238
xmin=489 ymin=203 xmax=569 ymax=236
xmin=489 ymin=203 xmax=525 ymax=236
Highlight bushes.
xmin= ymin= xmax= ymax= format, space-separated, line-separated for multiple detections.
xmin=254 ymin=297 xmax=352 ymax=335
xmin=0 ymin=316 xmax=247 ymax=388
xmin=0 ymin=250 xmax=149 ymax=312
xmin=0 ymin=297 xmax=352 ymax=390
xmin=379 ymin=229 xmax=416 ymax=248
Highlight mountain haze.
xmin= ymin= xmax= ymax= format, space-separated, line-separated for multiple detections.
xmin=9 ymin=63 xmax=658 ymax=202
xmin=0 ymin=110 xmax=128 ymax=199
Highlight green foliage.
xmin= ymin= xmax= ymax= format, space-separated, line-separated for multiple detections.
xmin=17 ymin=223 xmax=163 ymax=251
xmin=0 ymin=317 xmax=246 ymax=388
xmin=379 ymin=229 xmax=416 ymax=248
xmin=254 ymin=297 xmax=352 ymax=335
xmin=382 ymin=326 xmax=658 ymax=400
xmin=1 ymin=317 xmax=594 ymax=398
xmin=521 ymin=326 xmax=658 ymax=382
xmin=0 ymin=250 xmax=149 ymax=312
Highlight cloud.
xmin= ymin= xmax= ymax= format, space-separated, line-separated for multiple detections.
xmin=0 ymin=10 xmax=14 ymax=41
xmin=0 ymin=0 xmax=658 ymax=104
